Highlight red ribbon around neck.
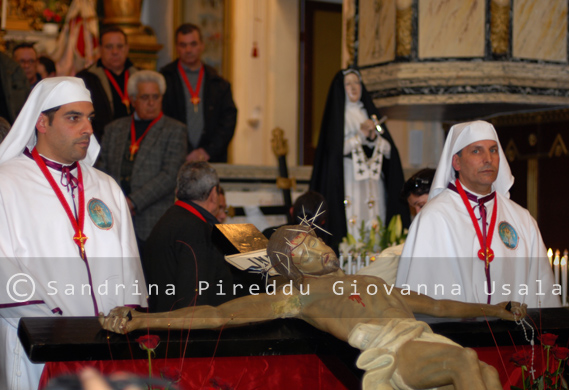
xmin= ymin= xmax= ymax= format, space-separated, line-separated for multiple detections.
xmin=31 ymin=148 xmax=88 ymax=259
xmin=455 ymin=179 xmax=498 ymax=269
xmin=177 ymin=61 xmax=204 ymax=111
xmin=104 ymin=68 xmax=130 ymax=112
xmin=129 ymin=112 xmax=163 ymax=161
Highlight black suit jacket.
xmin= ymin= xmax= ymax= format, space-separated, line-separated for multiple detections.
xmin=142 ymin=203 xmax=234 ymax=312
xmin=98 ymin=115 xmax=187 ymax=241
xmin=160 ymin=61 xmax=237 ymax=162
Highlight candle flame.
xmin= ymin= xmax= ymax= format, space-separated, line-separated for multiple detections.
xmin=548 ymin=248 xmax=553 ymax=257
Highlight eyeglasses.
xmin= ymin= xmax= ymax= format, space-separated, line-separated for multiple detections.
xmin=18 ymin=59 xmax=36 ymax=66
xmin=411 ymin=178 xmax=431 ymax=188
xmin=137 ymin=94 xmax=162 ymax=102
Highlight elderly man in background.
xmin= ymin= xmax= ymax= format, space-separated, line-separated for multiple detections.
xmin=161 ymin=23 xmax=237 ymax=163
xmin=77 ymin=26 xmax=138 ymax=140
xmin=0 ymin=77 xmax=147 ymax=390
xmin=13 ymin=43 xmax=41 ymax=88
xmin=396 ymin=120 xmax=560 ymax=308
xmin=98 ymin=70 xmax=187 ymax=250
xmin=143 ymin=162 xmax=234 ymax=312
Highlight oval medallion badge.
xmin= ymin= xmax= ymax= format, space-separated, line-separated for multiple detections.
xmin=498 ymin=221 xmax=518 ymax=250
xmin=88 ymin=198 xmax=114 ymax=230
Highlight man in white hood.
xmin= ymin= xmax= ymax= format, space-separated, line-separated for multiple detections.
xmin=0 ymin=77 xmax=147 ymax=390
xmin=396 ymin=120 xmax=560 ymax=309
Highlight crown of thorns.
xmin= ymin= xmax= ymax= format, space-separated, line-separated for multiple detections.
xmin=267 ymin=203 xmax=331 ymax=278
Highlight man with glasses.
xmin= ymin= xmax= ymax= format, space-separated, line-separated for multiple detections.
xmin=77 ymin=26 xmax=138 ymax=140
xmin=98 ymin=70 xmax=187 ymax=251
xmin=141 ymin=161 xmax=234 ymax=312
xmin=13 ymin=43 xmax=41 ymax=87
xmin=396 ymin=121 xmax=559 ymax=308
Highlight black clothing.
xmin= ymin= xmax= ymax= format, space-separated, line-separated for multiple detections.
xmin=0 ymin=52 xmax=30 ymax=124
xmin=143 ymin=201 xmax=234 ymax=312
xmin=76 ymin=59 xmax=137 ymax=141
xmin=160 ymin=61 xmax=237 ymax=163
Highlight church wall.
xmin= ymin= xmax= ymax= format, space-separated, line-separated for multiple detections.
xmin=228 ymin=0 xmax=299 ymax=167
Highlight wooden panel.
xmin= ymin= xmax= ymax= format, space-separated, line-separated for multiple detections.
xmin=358 ymin=0 xmax=396 ymax=66
xmin=513 ymin=0 xmax=567 ymax=62
xmin=418 ymin=0 xmax=485 ymax=58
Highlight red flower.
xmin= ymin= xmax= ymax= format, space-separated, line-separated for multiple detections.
xmin=54 ymin=15 xmax=62 ymax=23
xmin=510 ymin=351 xmax=532 ymax=367
xmin=552 ymin=346 xmax=569 ymax=361
xmin=136 ymin=334 xmax=160 ymax=351
xmin=161 ymin=366 xmax=181 ymax=383
xmin=539 ymin=333 xmax=559 ymax=347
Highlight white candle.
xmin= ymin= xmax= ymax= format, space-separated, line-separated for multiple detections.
xmin=554 ymin=250 xmax=560 ymax=286
xmin=1 ymin=0 xmax=7 ymax=30
xmin=356 ymin=255 xmax=361 ymax=272
xmin=548 ymin=248 xmax=553 ymax=267
xmin=346 ymin=255 xmax=352 ymax=275
xmin=561 ymin=255 xmax=567 ymax=306
xmin=365 ymin=255 xmax=370 ymax=268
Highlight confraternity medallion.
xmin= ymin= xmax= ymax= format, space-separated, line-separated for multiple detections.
xmin=498 ymin=221 xmax=518 ymax=250
xmin=88 ymin=198 xmax=114 ymax=230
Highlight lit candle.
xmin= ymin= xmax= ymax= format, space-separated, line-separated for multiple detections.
xmin=561 ymin=254 xmax=567 ymax=306
xmin=548 ymin=248 xmax=553 ymax=267
xmin=554 ymin=250 xmax=560 ymax=286
xmin=365 ymin=255 xmax=370 ymax=268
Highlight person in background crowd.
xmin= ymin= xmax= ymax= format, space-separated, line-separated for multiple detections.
xmin=13 ymin=43 xmax=41 ymax=87
xmin=76 ymin=26 xmax=138 ymax=140
xmin=142 ymin=162 xmax=233 ymax=312
xmin=38 ymin=55 xmax=57 ymax=79
xmin=160 ymin=23 xmax=237 ymax=163
xmin=401 ymin=168 xmax=436 ymax=216
xmin=97 ymin=70 xmax=187 ymax=251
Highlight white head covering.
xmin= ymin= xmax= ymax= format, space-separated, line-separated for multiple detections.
xmin=429 ymin=120 xmax=514 ymax=200
xmin=0 ymin=77 xmax=99 ymax=166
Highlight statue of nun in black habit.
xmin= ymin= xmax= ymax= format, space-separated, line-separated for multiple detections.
xmin=310 ymin=69 xmax=410 ymax=251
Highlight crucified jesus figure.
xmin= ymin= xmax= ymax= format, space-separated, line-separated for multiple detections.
xmin=101 ymin=225 xmax=526 ymax=390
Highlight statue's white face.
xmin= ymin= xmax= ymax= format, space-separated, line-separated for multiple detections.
xmin=290 ymin=232 xmax=339 ymax=275
xmin=344 ymin=73 xmax=362 ymax=103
